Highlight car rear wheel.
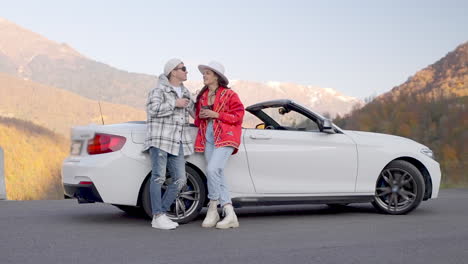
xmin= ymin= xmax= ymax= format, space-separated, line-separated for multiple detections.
xmin=372 ymin=160 xmax=425 ymax=215
xmin=141 ymin=166 xmax=206 ymax=224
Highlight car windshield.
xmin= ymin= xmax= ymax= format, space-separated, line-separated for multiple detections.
xmin=261 ymin=107 xmax=320 ymax=131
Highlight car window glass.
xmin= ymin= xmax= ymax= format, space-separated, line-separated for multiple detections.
xmin=262 ymin=107 xmax=320 ymax=131
xmin=242 ymin=111 xmax=263 ymax=128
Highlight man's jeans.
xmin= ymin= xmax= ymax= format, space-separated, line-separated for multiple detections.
xmin=149 ymin=145 xmax=187 ymax=215
xmin=204 ymin=121 xmax=234 ymax=207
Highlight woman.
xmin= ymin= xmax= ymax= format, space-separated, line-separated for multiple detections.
xmin=194 ymin=61 xmax=245 ymax=229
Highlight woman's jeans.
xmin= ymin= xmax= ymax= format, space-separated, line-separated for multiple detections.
xmin=205 ymin=120 xmax=234 ymax=207
xmin=149 ymin=145 xmax=187 ymax=215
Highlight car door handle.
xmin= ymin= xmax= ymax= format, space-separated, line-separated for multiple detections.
xmin=249 ymin=134 xmax=272 ymax=140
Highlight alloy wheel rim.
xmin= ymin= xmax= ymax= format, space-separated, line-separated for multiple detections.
xmin=162 ymin=173 xmax=201 ymax=220
xmin=375 ymin=168 xmax=418 ymax=212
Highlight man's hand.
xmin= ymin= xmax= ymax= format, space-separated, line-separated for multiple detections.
xmin=199 ymin=109 xmax=219 ymax=119
xmin=175 ymin=98 xmax=190 ymax=108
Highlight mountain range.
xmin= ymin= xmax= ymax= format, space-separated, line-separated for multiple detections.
xmin=380 ymin=42 xmax=467 ymax=99
xmin=0 ymin=17 xmax=362 ymax=118
xmin=0 ymin=72 xmax=145 ymax=136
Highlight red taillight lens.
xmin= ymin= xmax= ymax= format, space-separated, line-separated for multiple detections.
xmin=87 ymin=133 xmax=126 ymax=155
xmin=79 ymin=181 xmax=93 ymax=185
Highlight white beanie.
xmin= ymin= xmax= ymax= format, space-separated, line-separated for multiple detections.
xmin=164 ymin=58 xmax=183 ymax=76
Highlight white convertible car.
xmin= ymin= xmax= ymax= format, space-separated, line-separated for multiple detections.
xmin=62 ymin=99 xmax=441 ymax=223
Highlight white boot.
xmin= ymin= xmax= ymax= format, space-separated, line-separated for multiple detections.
xmin=216 ymin=204 xmax=239 ymax=229
xmin=202 ymin=200 xmax=220 ymax=228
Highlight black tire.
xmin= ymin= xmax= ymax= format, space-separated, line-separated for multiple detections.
xmin=141 ymin=165 xmax=206 ymax=224
xmin=112 ymin=204 xmax=144 ymax=216
xmin=372 ymin=160 xmax=425 ymax=215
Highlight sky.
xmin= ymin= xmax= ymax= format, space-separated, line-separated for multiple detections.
xmin=2 ymin=0 xmax=468 ymax=99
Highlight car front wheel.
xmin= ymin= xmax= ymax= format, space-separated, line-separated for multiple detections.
xmin=372 ymin=160 xmax=425 ymax=215
xmin=141 ymin=166 xmax=206 ymax=224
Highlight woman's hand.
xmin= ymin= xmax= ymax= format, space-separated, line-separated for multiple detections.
xmin=199 ymin=109 xmax=219 ymax=119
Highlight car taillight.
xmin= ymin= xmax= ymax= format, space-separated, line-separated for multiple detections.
xmin=79 ymin=181 xmax=93 ymax=185
xmin=87 ymin=133 xmax=126 ymax=155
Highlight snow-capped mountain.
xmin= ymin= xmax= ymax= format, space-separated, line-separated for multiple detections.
xmin=185 ymin=80 xmax=363 ymax=118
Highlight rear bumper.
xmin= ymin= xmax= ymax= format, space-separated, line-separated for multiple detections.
xmin=64 ymin=183 xmax=103 ymax=203
xmin=61 ymin=151 xmax=149 ymax=205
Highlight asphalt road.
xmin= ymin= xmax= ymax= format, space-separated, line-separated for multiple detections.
xmin=1 ymin=189 xmax=467 ymax=264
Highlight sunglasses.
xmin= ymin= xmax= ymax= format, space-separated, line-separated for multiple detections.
xmin=174 ymin=66 xmax=187 ymax=72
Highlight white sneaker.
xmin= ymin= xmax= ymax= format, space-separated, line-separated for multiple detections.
xmin=160 ymin=214 xmax=179 ymax=227
xmin=151 ymin=214 xmax=177 ymax=230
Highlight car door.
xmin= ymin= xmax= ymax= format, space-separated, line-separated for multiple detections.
xmin=243 ymin=106 xmax=358 ymax=194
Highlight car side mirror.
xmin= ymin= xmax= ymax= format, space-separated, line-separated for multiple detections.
xmin=322 ymin=119 xmax=334 ymax=134
xmin=278 ymin=107 xmax=290 ymax=115
xmin=255 ymin=123 xmax=266 ymax=129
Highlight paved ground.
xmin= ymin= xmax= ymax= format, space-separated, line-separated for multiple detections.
xmin=1 ymin=189 xmax=467 ymax=264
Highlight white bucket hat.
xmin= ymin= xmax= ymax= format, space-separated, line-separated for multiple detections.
xmin=164 ymin=58 xmax=183 ymax=76
xmin=198 ymin=61 xmax=229 ymax=85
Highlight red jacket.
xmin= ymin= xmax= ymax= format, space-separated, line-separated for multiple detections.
xmin=194 ymin=87 xmax=245 ymax=154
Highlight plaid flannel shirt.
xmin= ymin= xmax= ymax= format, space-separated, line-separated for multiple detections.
xmin=142 ymin=74 xmax=195 ymax=156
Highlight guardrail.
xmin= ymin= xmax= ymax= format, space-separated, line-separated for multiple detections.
xmin=0 ymin=146 xmax=6 ymax=200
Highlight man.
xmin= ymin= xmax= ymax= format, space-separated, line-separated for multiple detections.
xmin=142 ymin=58 xmax=194 ymax=229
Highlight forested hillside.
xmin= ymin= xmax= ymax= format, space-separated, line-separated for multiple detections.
xmin=0 ymin=117 xmax=67 ymax=200
xmin=335 ymin=42 xmax=468 ymax=186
